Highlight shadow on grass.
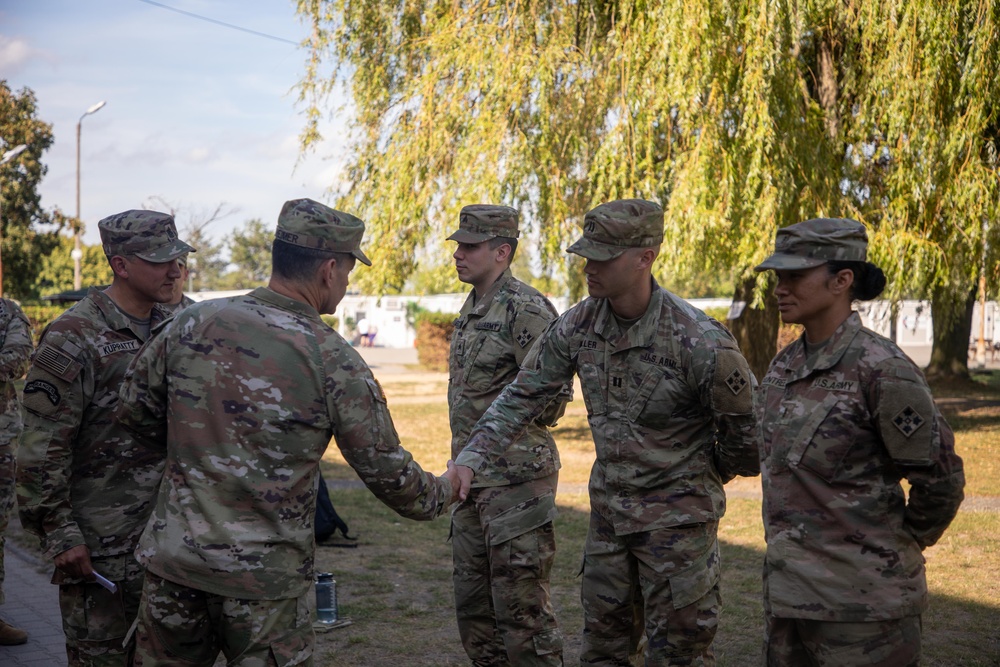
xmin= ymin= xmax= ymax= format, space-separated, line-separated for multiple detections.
xmin=318 ymin=462 xmax=1000 ymax=667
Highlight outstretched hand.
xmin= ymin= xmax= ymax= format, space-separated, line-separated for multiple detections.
xmin=444 ymin=460 xmax=473 ymax=503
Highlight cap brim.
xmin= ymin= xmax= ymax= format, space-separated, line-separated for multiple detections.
xmin=351 ymin=248 xmax=373 ymax=267
xmin=135 ymin=240 xmax=197 ymax=263
xmin=753 ymin=253 xmax=827 ymax=272
xmin=566 ymin=237 xmax=627 ymax=261
xmin=446 ymin=229 xmax=494 ymax=244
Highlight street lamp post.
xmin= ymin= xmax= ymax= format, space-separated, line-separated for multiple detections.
xmin=0 ymin=143 xmax=29 ymax=297
xmin=75 ymin=100 xmax=106 ymax=291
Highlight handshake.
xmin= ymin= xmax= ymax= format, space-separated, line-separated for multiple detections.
xmin=442 ymin=460 xmax=474 ymax=504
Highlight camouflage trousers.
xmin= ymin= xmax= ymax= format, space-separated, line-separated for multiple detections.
xmin=580 ymin=511 xmax=721 ymax=667
xmin=0 ymin=420 xmax=16 ymax=605
xmin=56 ymin=556 xmax=145 ymax=667
xmin=451 ymin=473 xmax=563 ymax=666
xmin=764 ymin=615 xmax=921 ymax=666
xmin=133 ymin=571 xmax=313 ymax=667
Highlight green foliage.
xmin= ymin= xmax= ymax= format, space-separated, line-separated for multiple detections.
xmin=404 ymin=257 xmax=464 ymax=295
xmin=413 ymin=311 xmax=456 ymax=371
xmin=1 ymin=80 xmax=59 ymax=300
xmin=296 ymin=0 xmax=1000 ymax=367
xmin=221 ymin=218 xmax=272 ymax=289
xmin=20 ymin=304 xmax=71 ymax=343
xmin=35 ymin=232 xmax=113 ymax=296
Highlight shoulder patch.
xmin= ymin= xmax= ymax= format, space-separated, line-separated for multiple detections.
xmin=23 ymin=379 xmax=61 ymax=406
xmin=878 ymin=380 xmax=935 ymax=465
xmin=891 ymin=405 xmax=926 ymax=438
xmin=516 ymin=327 xmax=535 ymax=348
xmin=712 ymin=349 xmax=754 ymax=415
xmin=33 ymin=343 xmax=83 ymax=382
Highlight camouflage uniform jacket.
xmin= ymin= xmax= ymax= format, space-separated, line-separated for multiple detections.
xmin=456 ymin=280 xmax=759 ymax=535
xmin=757 ymin=312 xmax=965 ymax=622
xmin=0 ymin=299 xmax=33 ymax=413
xmin=17 ymin=288 xmax=169 ymax=574
xmin=449 ymin=269 xmax=563 ymax=487
xmin=161 ymin=294 xmax=195 ymax=315
xmin=116 ymin=287 xmax=454 ymax=601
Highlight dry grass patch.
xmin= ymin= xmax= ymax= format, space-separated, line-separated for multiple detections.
xmin=315 ymin=370 xmax=999 ymax=666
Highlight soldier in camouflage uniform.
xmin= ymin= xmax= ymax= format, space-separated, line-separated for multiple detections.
xmin=115 ymin=198 xmax=460 ymax=667
xmin=455 ymin=199 xmax=760 ymax=666
xmin=754 ymin=218 xmax=965 ymax=666
xmin=17 ymin=210 xmax=194 ymax=665
xmin=161 ymin=253 xmax=195 ymax=314
xmin=0 ymin=298 xmax=33 ymax=646
xmin=447 ymin=205 xmax=569 ymax=666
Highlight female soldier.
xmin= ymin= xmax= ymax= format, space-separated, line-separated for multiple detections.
xmin=754 ymin=218 xmax=965 ymax=666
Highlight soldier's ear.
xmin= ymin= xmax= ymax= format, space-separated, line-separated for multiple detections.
xmin=636 ymin=248 xmax=656 ymax=270
xmin=830 ymin=268 xmax=854 ymax=295
xmin=495 ymin=242 xmax=512 ymax=264
xmin=109 ymin=255 xmax=129 ymax=279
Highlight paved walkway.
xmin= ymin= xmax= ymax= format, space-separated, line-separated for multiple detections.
xmin=1 ymin=516 xmax=66 ymax=666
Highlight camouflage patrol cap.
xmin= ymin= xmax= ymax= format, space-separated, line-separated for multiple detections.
xmin=754 ymin=218 xmax=868 ymax=272
xmin=566 ymin=199 xmax=664 ymax=261
xmin=274 ymin=198 xmax=372 ymax=266
xmin=446 ymin=204 xmax=521 ymax=244
xmin=99 ymin=210 xmax=195 ymax=263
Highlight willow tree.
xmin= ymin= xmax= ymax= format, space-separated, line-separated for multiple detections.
xmin=843 ymin=0 xmax=1000 ymax=379
xmin=294 ymin=0 xmax=998 ymax=377
xmin=295 ymin=0 xmax=624 ymax=295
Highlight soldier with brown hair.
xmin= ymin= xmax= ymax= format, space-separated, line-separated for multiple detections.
xmin=455 ymin=199 xmax=760 ymax=666
xmin=17 ymin=210 xmax=194 ymax=665
xmin=754 ymin=218 xmax=965 ymax=666
xmin=116 ymin=198 xmax=461 ymax=666
xmin=447 ymin=204 xmax=568 ymax=665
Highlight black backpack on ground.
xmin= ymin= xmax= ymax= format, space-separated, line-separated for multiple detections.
xmin=316 ymin=470 xmax=357 ymax=547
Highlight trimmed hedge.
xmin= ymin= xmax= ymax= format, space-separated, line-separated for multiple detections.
xmin=414 ymin=311 xmax=456 ymax=372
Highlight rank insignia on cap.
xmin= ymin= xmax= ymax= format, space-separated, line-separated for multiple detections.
xmin=516 ymin=327 xmax=534 ymax=348
xmin=725 ymin=368 xmax=748 ymax=395
xmin=892 ymin=406 xmax=925 ymax=438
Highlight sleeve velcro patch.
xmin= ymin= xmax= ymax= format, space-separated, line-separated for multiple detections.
xmin=878 ymin=382 xmax=935 ymax=464
xmin=33 ymin=343 xmax=83 ymax=382
xmin=712 ymin=349 xmax=754 ymax=415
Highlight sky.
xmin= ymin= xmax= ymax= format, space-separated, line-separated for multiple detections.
xmin=1 ymin=0 xmax=349 ymax=249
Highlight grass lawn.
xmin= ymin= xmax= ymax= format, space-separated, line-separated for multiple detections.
xmin=315 ymin=372 xmax=1000 ymax=666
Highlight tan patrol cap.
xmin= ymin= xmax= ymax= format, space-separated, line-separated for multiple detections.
xmin=446 ymin=205 xmax=521 ymax=244
xmin=566 ymin=199 xmax=664 ymax=261
xmin=99 ymin=210 xmax=195 ymax=263
xmin=755 ymin=218 xmax=867 ymax=272
xmin=274 ymin=198 xmax=372 ymax=266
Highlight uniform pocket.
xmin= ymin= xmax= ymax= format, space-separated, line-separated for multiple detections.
xmin=59 ymin=582 xmax=128 ymax=642
xmin=464 ymin=334 xmax=506 ymax=391
xmin=791 ymin=393 xmax=862 ymax=482
xmin=578 ymin=361 xmax=606 ymax=416
xmin=366 ymin=377 xmax=401 ymax=451
xmin=628 ymin=367 xmax=690 ymax=429
xmin=669 ymin=535 xmax=721 ymax=610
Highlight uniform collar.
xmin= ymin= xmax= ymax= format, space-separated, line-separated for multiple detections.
xmin=88 ymin=287 xmax=167 ymax=340
xmin=460 ymin=268 xmax=513 ymax=318
xmin=784 ymin=311 xmax=863 ymax=381
xmin=250 ymin=286 xmax=322 ymax=321
xmin=593 ymin=277 xmax=664 ymax=351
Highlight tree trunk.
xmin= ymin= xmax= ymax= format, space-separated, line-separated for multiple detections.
xmin=925 ymin=285 xmax=976 ymax=380
xmin=727 ymin=275 xmax=780 ymax=381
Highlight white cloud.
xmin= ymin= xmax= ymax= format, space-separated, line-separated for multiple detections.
xmin=0 ymin=34 xmax=47 ymax=74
